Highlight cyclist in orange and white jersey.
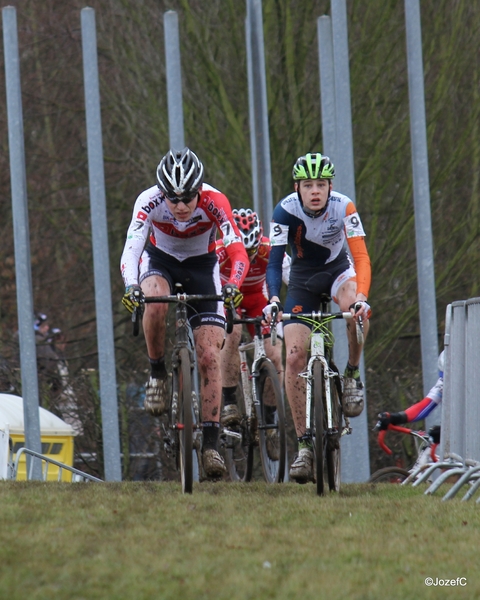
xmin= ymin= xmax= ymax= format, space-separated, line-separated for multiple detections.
xmin=216 ymin=209 xmax=290 ymax=434
xmin=120 ymin=147 xmax=249 ymax=478
xmin=265 ymin=152 xmax=372 ymax=483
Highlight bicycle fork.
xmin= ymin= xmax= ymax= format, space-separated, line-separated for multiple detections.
xmin=302 ymin=332 xmax=335 ymax=436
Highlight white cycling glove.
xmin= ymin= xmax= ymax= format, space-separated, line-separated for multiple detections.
xmin=262 ymin=301 xmax=283 ymax=319
xmin=350 ymin=301 xmax=372 ymax=319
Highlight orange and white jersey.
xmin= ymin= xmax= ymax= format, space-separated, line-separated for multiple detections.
xmin=267 ymin=190 xmax=371 ymax=299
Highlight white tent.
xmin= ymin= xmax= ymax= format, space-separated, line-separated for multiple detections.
xmin=0 ymin=393 xmax=74 ymax=436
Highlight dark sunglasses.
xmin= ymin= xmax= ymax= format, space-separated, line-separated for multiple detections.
xmin=165 ymin=191 xmax=198 ymax=205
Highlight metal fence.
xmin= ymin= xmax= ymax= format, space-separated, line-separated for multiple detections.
xmin=14 ymin=447 xmax=103 ymax=483
xmin=419 ymin=299 xmax=480 ymax=500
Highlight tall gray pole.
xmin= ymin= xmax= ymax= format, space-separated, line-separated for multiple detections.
xmin=81 ymin=7 xmax=122 ymax=481
xmin=404 ymin=0 xmax=439 ymax=412
xmin=164 ymin=11 xmax=185 ymax=150
xmin=3 ymin=6 xmax=42 ymax=479
xmin=246 ymin=0 xmax=273 ymax=225
xmin=330 ymin=1 xmax=370 ymax=482
xmin=317 ymin=16 xmax=336 ymax=161
xmin=246 ymin=14 xmax=260 ymax=215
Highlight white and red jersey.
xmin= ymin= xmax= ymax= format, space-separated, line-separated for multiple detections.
xmin=216 ymin=236 xmax=290 ymax=296
xmin=121 ymin=183 xmax=249 ymax=288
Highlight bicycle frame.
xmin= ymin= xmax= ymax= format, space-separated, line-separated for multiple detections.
xmin=305 ymin=330 xmax=337 ymax=438
xmin=133 ymin=287 xmax=225 ymax=491
xmin=283 ymin=310 xmax=353 ymax=440
xmin=223 ymin=315 xmax=286 ymax=483
xmin=167 ymin=295 xmax=199 ymax=434
xmin=281 ymin=306 xmax=352 ymax=494
xmin=237 ymin=320 xmax=269 ymax=420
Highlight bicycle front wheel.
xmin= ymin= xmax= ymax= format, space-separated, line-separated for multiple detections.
xmin=223 ymin=383 xmax=254 ymax=482
xmin=326 ymin=373 xmax=342 ymax=493
xmin=369 ymin=467 xmax=410 ymax=484
xmin=178 ymin=347 xmax=193 ymax=494
xmin=313 ymin=360 xmax=325 ymax=495
xmin=254 ymin=359 xmax=286 ymax=483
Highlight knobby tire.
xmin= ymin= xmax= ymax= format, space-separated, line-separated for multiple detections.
xmin=224 ymin=383 xmax=254 ymax=482
xmin=255 ymin=359 xmax=286 ymax=483
xmin=368 ymin=467 xmax=410 ymax=484
xmin=313 ymin=360 xmax=325 ymax=495
xmin=178 ymin=347 xmax=193 ymax=494
xmin=326 ymin=373 xmax=342 ymax=492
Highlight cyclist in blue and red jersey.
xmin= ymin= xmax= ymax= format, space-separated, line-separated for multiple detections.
xmin=264 ymin=152 xmax=372 ymax=483
xmin=376 ymin=351 xmax=444 ymax=443
xmin=120 ymin=147 xmax=249 ymax=478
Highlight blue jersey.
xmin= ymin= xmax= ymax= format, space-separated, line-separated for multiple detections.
xmin=266 ymin=191 xmax=367 ymax=299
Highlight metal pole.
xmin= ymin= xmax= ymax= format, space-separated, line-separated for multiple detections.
xmin=464 ymin=299 xmax=480 ymax=463
xmin=81 ymin=7 xmax=122 ymax=481
xmin=246 ymin=15 xmax=260 ymax=215
xmin=317 ymin=16 xmax=336 ymax=160
xmin=246 ymin=0 xmax=273 ymax=225
xmin=164 ymin=11 xmax=185 ymax=150
xmin=3 ymin=6 xmax=42 ymax=479
xmin=441 ymin=301 xmax=466 ymax=461
xmin=330 ymin=0 xmax=370 ymax=482
xmin=404 ymin=0 xmax=439 ymax=409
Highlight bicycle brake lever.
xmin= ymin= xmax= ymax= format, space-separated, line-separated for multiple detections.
xmin=132 ymin=307 xmax=140 ymax=337
xmin=225 ymin=299 xmax=235 ymax=334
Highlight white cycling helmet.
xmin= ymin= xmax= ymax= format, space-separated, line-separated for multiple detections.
xmin=156 ymin=147 xmax=204 ymax=200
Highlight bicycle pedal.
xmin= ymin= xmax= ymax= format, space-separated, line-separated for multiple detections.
xmin=223 ymin=428 xmax=242 ymax=440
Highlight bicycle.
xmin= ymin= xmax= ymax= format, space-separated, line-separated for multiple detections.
xmin=132 ymin=285 xmax=226 ymax=494
xmin=280 ymin=295 xmax=353 ymax=496
xmin=221 ymin=314 xmax=286 ymax=484
xmin=369 ymin=424 xmax=439 ymax=484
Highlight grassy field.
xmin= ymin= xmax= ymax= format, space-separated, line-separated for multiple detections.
xmin=0 ymin=480 xmax=478 ymax=600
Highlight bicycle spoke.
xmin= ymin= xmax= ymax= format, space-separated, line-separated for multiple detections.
xmin=255 ymin=359 xmax=286 ymax=484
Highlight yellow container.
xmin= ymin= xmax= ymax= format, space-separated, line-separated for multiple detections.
xmin=0 ymin=393 xmax=75 ymax=481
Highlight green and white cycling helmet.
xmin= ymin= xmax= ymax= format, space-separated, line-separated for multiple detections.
xmin=292 ymin=153 xmax=335 ymax=181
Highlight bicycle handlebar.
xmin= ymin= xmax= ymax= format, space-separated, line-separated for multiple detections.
xmin=131 ymin=293 xmax=234 ymax=335
xmin=280 ymin=311 xmax=353 ymax=321
xmin=377 ymin=424 xmax=438 ymax=462
xmin=143 ymin=294 xmax=223 ymax=304
xmin=231 ymin=314 xmax=278 ymax=341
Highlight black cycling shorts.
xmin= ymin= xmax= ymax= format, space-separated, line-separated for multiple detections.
xmin=139 ymin=243 xmax=225 ymax=329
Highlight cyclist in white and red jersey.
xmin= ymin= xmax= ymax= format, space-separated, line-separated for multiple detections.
xmin=265 ymin=152 xmax=372 ymax=483
xmin=120 ymin=147 xmax=249 ymax=478
xmin=216 ymin=209 xmax=290 ymax=454
xmin=375 ymin=351 xmax=443 ymax=444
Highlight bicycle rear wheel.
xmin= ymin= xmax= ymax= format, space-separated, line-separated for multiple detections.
xmin=254 ymin=359 xmax=286 ymax=483
xmin=313 ymin=360 xmax=325 ymax=495
xmin=178 ymin=347 xmax=193 ymax=493
xmin=326 ymin=373 xmax=342 ymax=492
xmin=223 ymin=385 xmax=254 ymax=482
xmin=369 ymin=467 xmax=410 ymax=484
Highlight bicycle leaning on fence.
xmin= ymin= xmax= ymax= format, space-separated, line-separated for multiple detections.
xmin=369 ymin=424 xmax=439 ymax=484
xmin=131 ymin=284 xmax=227 ymax=494
xmin=221 ymin=311 xmax=287 ymax=484
xmin=279 ymin=294 xmax=354 ymax=496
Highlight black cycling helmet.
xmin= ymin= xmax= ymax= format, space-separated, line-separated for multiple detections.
xmin=156 ymin=147 xmax=204 ymax=200
xmin=292 ymin=152 xmax=335 ymax=181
